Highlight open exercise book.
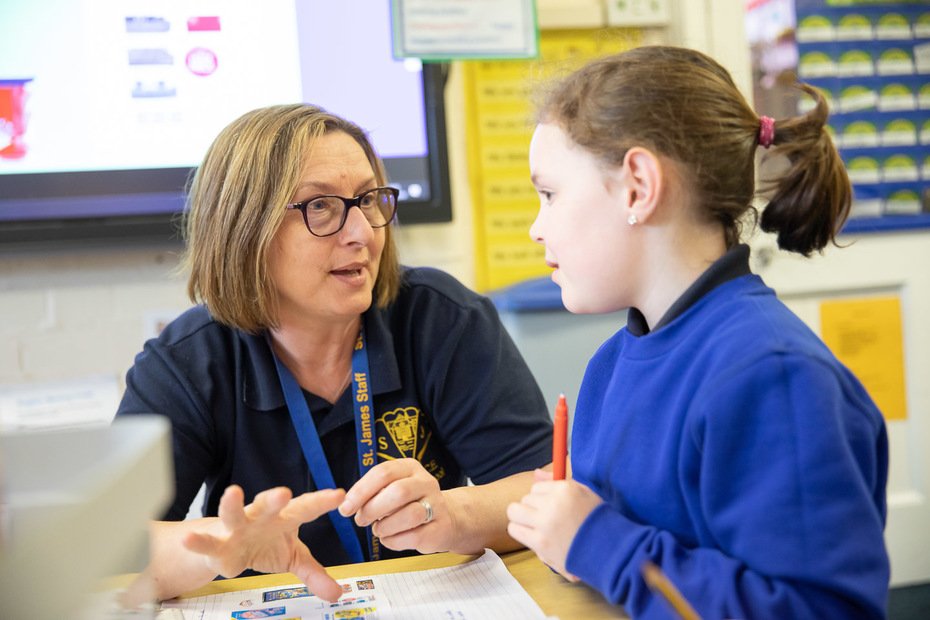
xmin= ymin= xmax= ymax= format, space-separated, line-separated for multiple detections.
xmin=156 ymin=549 xmax=551 ymax=620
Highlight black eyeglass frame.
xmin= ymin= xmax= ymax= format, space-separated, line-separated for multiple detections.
xmin=284 ymin=186 xmax=399 ymax=237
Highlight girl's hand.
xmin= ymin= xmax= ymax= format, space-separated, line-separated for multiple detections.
xmin=506 ymin=469 xmax=603 ymax=579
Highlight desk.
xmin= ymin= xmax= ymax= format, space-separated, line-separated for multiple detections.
xmin=176 ymin=549 xmax=628 ymax=619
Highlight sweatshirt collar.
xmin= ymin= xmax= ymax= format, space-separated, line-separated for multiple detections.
xmin=627 ymin=244 xmax=751 ymax=336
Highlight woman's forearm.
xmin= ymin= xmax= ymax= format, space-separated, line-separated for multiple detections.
xmin=443 ymin=469 xmax=544 ymax=555
xmin=124 ymin=519 xmax=222 ymax=605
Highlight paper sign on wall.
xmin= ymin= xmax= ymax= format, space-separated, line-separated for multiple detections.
xmin=391 ymin=0 xmax=538 ymax=60
xmin=820 ymin=295 xmax=907 ymax=421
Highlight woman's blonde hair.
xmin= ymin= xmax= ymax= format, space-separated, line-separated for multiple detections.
xmin=182 ymin=104 xmax=401 ymax=333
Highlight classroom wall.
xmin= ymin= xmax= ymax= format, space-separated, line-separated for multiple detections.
xmin=0 ymin=243 xmax=188 ymax=384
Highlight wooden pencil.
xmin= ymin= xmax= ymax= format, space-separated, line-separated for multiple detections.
xmin=641 ymin=560 xmax=701 ymax=620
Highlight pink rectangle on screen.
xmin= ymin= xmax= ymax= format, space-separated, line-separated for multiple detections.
xmin=187 ymin=16 xmax=220 ymax=31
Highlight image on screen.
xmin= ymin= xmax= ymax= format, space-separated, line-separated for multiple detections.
xmin=0 ymin=0 xmax=450 ymax=243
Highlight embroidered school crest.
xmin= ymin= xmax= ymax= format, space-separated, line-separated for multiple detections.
xmin=379 ymin=407 xmax=420 ymax=457
xmin=376 ymin=406 xmax=444 ymax=480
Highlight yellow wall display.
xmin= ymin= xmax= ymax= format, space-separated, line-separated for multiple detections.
xmin=820 ymin=296 xmax=908 ymax=421
xmin=464 ymin=28 xmax=642 ymax=292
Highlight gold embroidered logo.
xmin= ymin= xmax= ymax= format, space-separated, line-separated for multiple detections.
xmin=380 ymin=407 xmax=420 ymax=458
xmin=376 ymin=406 xmax=442 ymax=479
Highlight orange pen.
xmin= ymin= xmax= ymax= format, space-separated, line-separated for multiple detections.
xmin=552 ymin=393 xmax=568 ymax=480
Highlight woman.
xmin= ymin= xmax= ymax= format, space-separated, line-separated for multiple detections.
xmin=507 ymin=46 xmax=889 ymax=619
xmin=117 ymin=104 xmax=553 ymax=602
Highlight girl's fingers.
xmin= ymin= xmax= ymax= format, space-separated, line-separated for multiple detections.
xmin=506 ymin=521 xmax=539 ymax=549
xmin=506 ymin=500 xmax=536 ymax=527
xmin=533 ymin=468 xmax=554 ymax=482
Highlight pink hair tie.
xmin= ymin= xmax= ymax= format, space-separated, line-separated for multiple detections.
xmin=758 ymin=115 xmax=775 ymax=149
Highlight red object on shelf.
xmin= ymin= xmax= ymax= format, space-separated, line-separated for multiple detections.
xmin=0 ymin=78 xmax=33 ymax=159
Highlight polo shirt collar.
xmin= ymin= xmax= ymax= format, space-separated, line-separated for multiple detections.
xmin=242 ymin=304 xmax=403 ymax=412
xmin=627 ymin=243 xmax=751 ymax=336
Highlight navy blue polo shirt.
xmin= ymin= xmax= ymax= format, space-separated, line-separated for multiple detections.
xmin=117 ymin=266 xmax=553 ymax=567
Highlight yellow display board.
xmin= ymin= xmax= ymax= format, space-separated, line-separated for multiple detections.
xmin=464 ymin=28 xmax=642 ymax=292
xmin=820 ymin=296 xmax=908 ymax=421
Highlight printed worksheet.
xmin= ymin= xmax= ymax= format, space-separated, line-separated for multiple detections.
xmin=157 ymin=549 xmax=548 ymax=620
xmin=160 ymin=577 xmax=388 ymax=620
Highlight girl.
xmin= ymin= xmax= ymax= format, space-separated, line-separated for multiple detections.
xmin=507 ymin=46 xmax=889 ymax=619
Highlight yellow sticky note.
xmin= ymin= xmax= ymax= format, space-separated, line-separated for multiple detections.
xmin=820 ymin=296 xmax=907 ymax=420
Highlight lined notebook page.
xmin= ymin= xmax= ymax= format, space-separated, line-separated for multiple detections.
xmin=375 ymin=549 xmax=547 ymax=619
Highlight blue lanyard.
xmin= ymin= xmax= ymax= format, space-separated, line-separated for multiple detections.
xmin=269 ymin=327 xmax=380 ymax=563
xmin=348 ymin=329 xmax=381 ymax=560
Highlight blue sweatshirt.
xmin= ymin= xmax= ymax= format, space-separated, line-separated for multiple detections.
xmin=566 ymin=270 xmax=889 ymax=619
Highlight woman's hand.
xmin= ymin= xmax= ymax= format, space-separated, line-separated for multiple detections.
xmin=506 ymin=469 xmax=603 ymax=580
xmin=339 ymin=459 xmax=454 ymax=554
xmin=182 ymin=485 xmax=345 ymax=602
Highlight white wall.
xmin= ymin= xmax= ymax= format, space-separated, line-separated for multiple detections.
xmin=0 ymin=243 xmax=189 ymax=386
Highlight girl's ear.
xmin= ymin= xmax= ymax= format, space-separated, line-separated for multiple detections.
xmin=620 ymin=147 xmax=663 ymax=225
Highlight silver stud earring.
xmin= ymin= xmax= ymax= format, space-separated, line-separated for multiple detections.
xmin=628 ymin=213 xmax=638 ymax=226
